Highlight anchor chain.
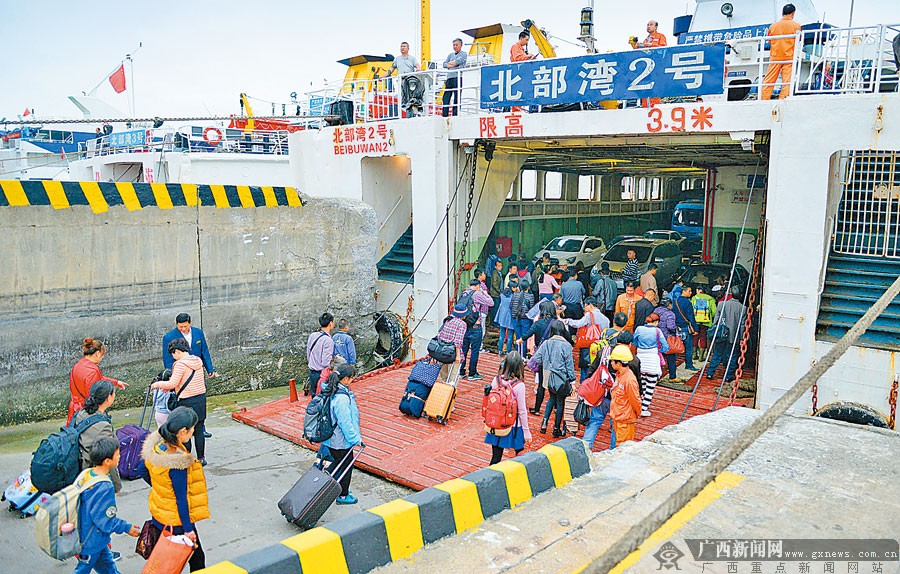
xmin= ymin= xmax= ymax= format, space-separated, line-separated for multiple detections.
xmin=453 ymin=151 xmax=478 ymax=297
xmin=889 ymin=379 xmax=898 ymax=429
xmin=811 ymin=381 xmax=819 ymax=414
xmin=730 ymin=202 xmax=766 ymax=405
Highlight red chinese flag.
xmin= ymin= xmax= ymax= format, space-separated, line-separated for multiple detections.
xmin=109 ymin=64 xmax=126 ymax=93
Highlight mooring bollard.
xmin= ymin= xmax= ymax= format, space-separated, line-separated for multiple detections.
xmin=289 ymin=378 xmax=298 ymax=403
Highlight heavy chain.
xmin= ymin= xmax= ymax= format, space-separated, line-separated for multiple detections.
xmin=453 ymin=152 xmax=478 ymax=297
xmin=811 ymin=381 xmax=819 ymax=414
xmin=730 ymin=202 xmax=767 ymax=405
xmin=889 ymin=379 xmax=898 ymax=429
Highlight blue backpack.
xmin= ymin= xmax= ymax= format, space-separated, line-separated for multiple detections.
xmin=30 ymin=412 xmax=108 ymax=494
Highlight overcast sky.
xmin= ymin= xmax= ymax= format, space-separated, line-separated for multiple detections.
xmin=1 ymin=0 xmax=897 ymax=120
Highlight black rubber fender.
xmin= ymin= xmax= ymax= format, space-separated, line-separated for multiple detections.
xmin=373 ymin=310 xmax=410 ymax=367
xmin=813 ymin=401 xmax=889 ymax=429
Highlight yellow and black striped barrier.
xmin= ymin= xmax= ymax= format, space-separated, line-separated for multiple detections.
xmin=199 ymin=439 xmax=591 ymax=574
xmin=0 ymin=180 xmax=303 ymax=213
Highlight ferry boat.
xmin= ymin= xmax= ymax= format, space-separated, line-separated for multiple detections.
xmin=284 ymin=0 xmax=900 ymax=427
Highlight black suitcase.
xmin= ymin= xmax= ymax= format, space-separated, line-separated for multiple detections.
xmin=278 ymin=446 xmax=363 ymax=529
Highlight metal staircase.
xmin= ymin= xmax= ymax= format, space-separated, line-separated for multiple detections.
xmin=377 ymin=226 xmax=414 ymax=283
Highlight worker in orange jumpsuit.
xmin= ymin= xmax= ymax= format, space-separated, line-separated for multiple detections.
xmin=630 ymin=20 xmax=667 ymax=107
xmin=761 ymin=3 xmax=803 ymax=100
xmin=510 ymin=30 xmax=538 ymax=62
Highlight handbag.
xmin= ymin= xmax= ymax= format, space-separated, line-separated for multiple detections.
xmin=573 ymin=398 xmax=591 ymax=426
xmin=574 ymin=312 xmax=603 ymax=350
xmin=577 ymin=364 xmax=611 ymax=406
xmin=409 ymin=359 xmax=443 ymax=388
xmin=665 ymin=334 xmax=685 ymax=355
xmin=135 ymin=520 xmax=159 ymax=560
xmin=166 ymin=370 xmax=196 ymax=411
xmin=142 ymin=525 xmax=195 ymax=574
xmin=427 ymin=336 xmax=457 ymax=364
xmin=674 ymin=302 xmax=697 ymax=336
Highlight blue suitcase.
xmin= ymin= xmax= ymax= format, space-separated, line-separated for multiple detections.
xmin=3 ymin=470 xmax=50 ymax=518
xmin=399 ymin=381 xmax=431 ymax=418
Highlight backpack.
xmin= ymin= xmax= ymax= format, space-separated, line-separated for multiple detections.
xmin=30 ymin=413 xmax=109 ymax=494
xmin=694 ymin=296 xmax=711 ymax=323
xmin=589 ymin=328 xmax=621 ymax=364
xmin=456 ymin=290 xmax=480 ymax=327
xmin=482 ymin=376 xmax=518 ymax=437
xmin=34 ymin=469 xmax=110 ymax=560
xmin=303 ymin=388 xmax=349 ymax=443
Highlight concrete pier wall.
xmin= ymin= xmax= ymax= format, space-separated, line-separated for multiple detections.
xmin=0 ymin=181 xmax=377 ymax=425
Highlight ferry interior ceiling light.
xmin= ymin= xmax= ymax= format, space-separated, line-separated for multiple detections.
xmin=720 ymin=3 xmax=734 ymax=17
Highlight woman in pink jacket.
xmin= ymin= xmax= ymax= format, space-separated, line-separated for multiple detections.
xmin=484 ymin=352 xmax=532 ymax=465
xmin=151 ymin=338 xmax=209 ymax=465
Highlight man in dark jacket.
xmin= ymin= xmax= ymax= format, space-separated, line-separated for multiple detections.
xmin=489 ymin=260 xmax=504 ymax=324
xmin=706 ymin=286 xmax=748 ymax=383
xmin=633 ymin=289 xmax=657 ymax=331
xmin=673 ymin=285 xmax=699 ymax=371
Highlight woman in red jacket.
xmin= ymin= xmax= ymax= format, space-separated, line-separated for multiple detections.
xmin=68 ymin=338 xmax=127 ymax=424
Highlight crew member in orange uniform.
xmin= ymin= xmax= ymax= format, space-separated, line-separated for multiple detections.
xmin=630 ymin=20 xmax=668 ymax=107
xmin=510 ymin=30 xmax=538 ymax=62
xmin=761 ymin=3 xmax=803 ymax=100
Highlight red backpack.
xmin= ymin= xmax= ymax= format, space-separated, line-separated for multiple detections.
xmin=483 ymin=376 xmax=518 ymax=437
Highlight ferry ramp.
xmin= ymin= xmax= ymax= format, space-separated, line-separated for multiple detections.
xmin=232 ymin=351 xmax=752 ymax=490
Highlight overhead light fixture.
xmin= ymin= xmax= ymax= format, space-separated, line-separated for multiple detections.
xmin=721 ymin=2 xmax=734 ymax=17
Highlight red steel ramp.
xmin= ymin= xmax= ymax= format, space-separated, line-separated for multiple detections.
xmin=231 ymin=352 xmax=752 ymax=490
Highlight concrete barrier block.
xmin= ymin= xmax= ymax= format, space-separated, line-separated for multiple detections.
xmin=488 ymin=459 xmax=533 ymax=507
xmin=325 ymin=512 xmax=392 ymax=574
xmin=515 ymin=451 xmax=556 ymax=495
xmin=230 ymin=543 xmax=301 ymax=574
xmin=404 ymin=487 xmax=456 ymax=544
xmin=553 ymin=437 xmax=592 ymax=478
xmin=461 ymin=467 xmax=511 ymax=519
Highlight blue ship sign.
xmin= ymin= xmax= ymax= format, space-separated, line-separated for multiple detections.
xmin=480 ymin=44 xmax=726 ymax=108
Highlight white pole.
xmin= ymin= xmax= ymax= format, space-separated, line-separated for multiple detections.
xmin=126 ymin=43 xmax=143 ymax=119
xmin=848 ymin=0 xmax=855 ymax=27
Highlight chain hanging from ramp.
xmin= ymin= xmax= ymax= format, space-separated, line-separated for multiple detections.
xmin=453 ymin=150 xmax=478 ymax=297
xmin=729 ymin=201 xmax=767 ymax=406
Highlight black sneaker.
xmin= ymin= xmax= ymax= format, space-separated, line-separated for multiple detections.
xmin=112 ymin=551 xmax=122 ymax=562
xmin=468 ymin=373 xmax=484 ymax=381
xmin=203 ymin=431 xmax=212 ymax=438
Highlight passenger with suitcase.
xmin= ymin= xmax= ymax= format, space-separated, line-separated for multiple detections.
xmin=484 ymin=352 xmax=532 ymax=465
xmin=321 ymin=364 xmax=363 ymax=505
xmin=141 ymin=407 xmax=210 ymax=572
xmin=72 ymin=380 xmax=122 ymax=492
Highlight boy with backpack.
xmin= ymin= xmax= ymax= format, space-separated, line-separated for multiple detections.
xmin=509 ymin=281 xmax=535 ymax=357
xmin=75 ymin=437 xmax=139 ymax=573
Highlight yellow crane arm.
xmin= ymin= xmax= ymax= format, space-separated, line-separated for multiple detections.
xmin=240 ymin=92 xmax=255 ymax=132
xmin=522 ymin=20 xmax=557 ymax=59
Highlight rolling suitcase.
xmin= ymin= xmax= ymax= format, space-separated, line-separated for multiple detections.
xmin=399 ymin=381 xmax=431 ymax=418
xmin=115 ymin=384 xmax=153 ymax=480
xmin=278 ymin=446 xmax=364 ymax=529
xmin=423 ymin=381 xmax=457 ymax=424
xmin=2 ymin=470 xmax=50 ymax=518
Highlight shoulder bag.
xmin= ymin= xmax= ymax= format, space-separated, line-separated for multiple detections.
xmin=166 ymin=370 xmax=196 ymax=411
xmin=674 ymin=300 xmax=697 ymax=336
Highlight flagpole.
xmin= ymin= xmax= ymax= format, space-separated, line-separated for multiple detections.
xmin=126 ymin=43 xmax=142 ymax=118
xmin=87 ymin=62 xmax=125 ymax=96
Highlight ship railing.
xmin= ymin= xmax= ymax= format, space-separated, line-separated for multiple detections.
xmin=792 ymin=24 xmax=900 ymax=95
xmin=326 ymin=66 xmax=486 ymax=124
xmin=77 ymin=128 xmax=292 ymax=158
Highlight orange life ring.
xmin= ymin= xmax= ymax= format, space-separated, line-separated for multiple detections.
xmin=203 ymin=127 xmax=222 ymax=145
